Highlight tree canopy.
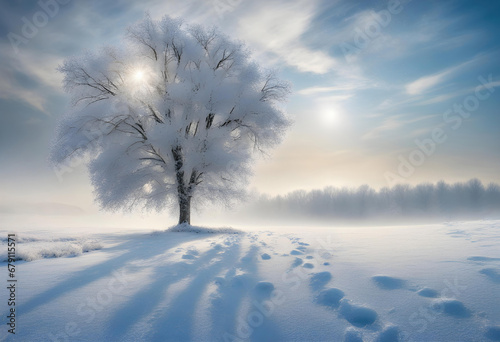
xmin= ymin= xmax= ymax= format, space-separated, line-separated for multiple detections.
xmin=51 ymin=15 xmax=290 ymax=224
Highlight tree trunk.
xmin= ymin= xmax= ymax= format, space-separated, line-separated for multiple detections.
xmin=178 ymin=194 xmax=191 ymax=225
xmin=172 ymin=145 xmax=196 ymax=225
xmin=172 ymin=145 xmax=190 ymax=225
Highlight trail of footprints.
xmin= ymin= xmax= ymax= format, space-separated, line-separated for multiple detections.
xmin=283 ymin=236 xmax=500 ymax=342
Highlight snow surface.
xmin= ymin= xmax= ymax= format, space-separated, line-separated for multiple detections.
xmin=1 ymin=220 xmax=500 ymax=341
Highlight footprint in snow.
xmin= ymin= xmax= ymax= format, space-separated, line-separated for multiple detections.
xmin=372 ymin=276 xmax=406 ymax=290
xmin=303 ymin=263 xmax=314 ymax=269
xmin=181 ymin=248 xmax=200 ymax=259
xmin=339 ymin=299 xmax=378 ymax=328
xmin=291 ymin=257 xmax=303 ymax=268
xmin=306 ymin=256 xmax=314 ymax=259
xmin=376 ymin=326 xmax=402 ymax=342
xmin=468 ymin=256 xmax=500 ymax=262
xmin=253 ymin=281 xmax=275 ymax=300
xmin=291 ymin=250 xmax=304 ymax=255
xmin=485 ymin=326 xmax=500 ymax=341
xmin=431 ymin=299 xmax=471 ymax=318
xmin=310 ymin=271 xmax=332 ymax=291
xmin=229 ymin=274 xmax=253 ymax=289
xmin=240 ymin=255 xmax=255 ymax=264
xmin=344 ymin=328 xmax=363 ymax=342
xmin=480 ymin=268 xmax=500 ymax=283
xmin=214 ymin=277 xmax=226 ymax=286
xmin=417 ymin=288 xmax=439 ymax=298
xmin=261 ymin=253 xmax=271 ymax=260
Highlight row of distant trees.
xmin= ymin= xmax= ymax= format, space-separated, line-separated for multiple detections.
xmin=249 ymin=179 xmax=500 ymax=222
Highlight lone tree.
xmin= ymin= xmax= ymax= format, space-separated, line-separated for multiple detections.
xmin=51 ymin=15 xmax=290 ymax=225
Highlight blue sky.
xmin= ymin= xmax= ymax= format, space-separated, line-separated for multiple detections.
xmin=0 ymin=0 xmax=499 ymax=216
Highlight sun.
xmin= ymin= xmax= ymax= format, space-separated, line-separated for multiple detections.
xmin=319 ymin=105 xmax=343 ymax=127
xmin=128 ymin=67 xmax=151 ymax=93
xmin=133 ymin=69 xmax=145 ymax=82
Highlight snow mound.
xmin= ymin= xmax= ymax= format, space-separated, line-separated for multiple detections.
xmin=164 ymin=223 xmax=243 ymax=234
xmin=316 ymin=288 xmax=345 ymax=308
xmin=1 ymin=235 xmax=102 ymax=262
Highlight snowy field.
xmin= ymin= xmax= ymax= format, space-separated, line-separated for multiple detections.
xmin=1 ymin=220 xmax=500 ymax=342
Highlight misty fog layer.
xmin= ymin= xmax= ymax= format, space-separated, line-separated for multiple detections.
xmin=245 ymin=179 xmax=500 ymax=224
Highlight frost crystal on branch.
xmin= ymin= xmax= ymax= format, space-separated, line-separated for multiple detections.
xmin=51 ymin=15 xmax=291 ymax=224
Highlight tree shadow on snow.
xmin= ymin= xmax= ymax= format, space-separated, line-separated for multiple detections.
xmin=106 ymin=237 xmax=241 ymax=341
xmin=209 ymin=245 xmax=260 ymax=341
xmin=17 ymin=232 xmax=207 ymax=318
xmin=207 ymin=245 xmax=282 ymax=342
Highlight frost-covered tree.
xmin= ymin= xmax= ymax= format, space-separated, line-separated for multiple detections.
xmin=51 ymin=15 xmax=290 ymax=225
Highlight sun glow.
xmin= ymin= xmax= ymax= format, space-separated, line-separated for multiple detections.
xmin=128 ymin=67 xmax=151 ymax=94
xmin=319 ymin=104 xmax=343 ymax=127
xmin=133 ymin=69 xmax=145 ymax=82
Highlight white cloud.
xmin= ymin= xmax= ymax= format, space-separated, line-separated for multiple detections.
xmin=141 ymin=0 xmax=338 ymax=74
xmin=237 ymin=0 xmax=337 ymax=74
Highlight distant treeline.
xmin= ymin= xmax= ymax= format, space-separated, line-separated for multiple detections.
xmin=249 ymin=179 xmax=500 ymax=222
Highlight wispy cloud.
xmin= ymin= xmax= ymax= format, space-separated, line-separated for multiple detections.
xmin=405 ymin=56 xmax=482 ymax=95
xmin=298 ymin=85 xmax=363 ymax=96
xmin=237 ymin=0 xmax=337 ymax=74
xmin=405 ymin=68 xmax=455 ymax=95
xmin=0 ymin=81 xmax=47 ymax=114
xmin=362 ymin=114 xmax=438 ymax=140
xmin=0 ymin=39 xmax=65 ymax=115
